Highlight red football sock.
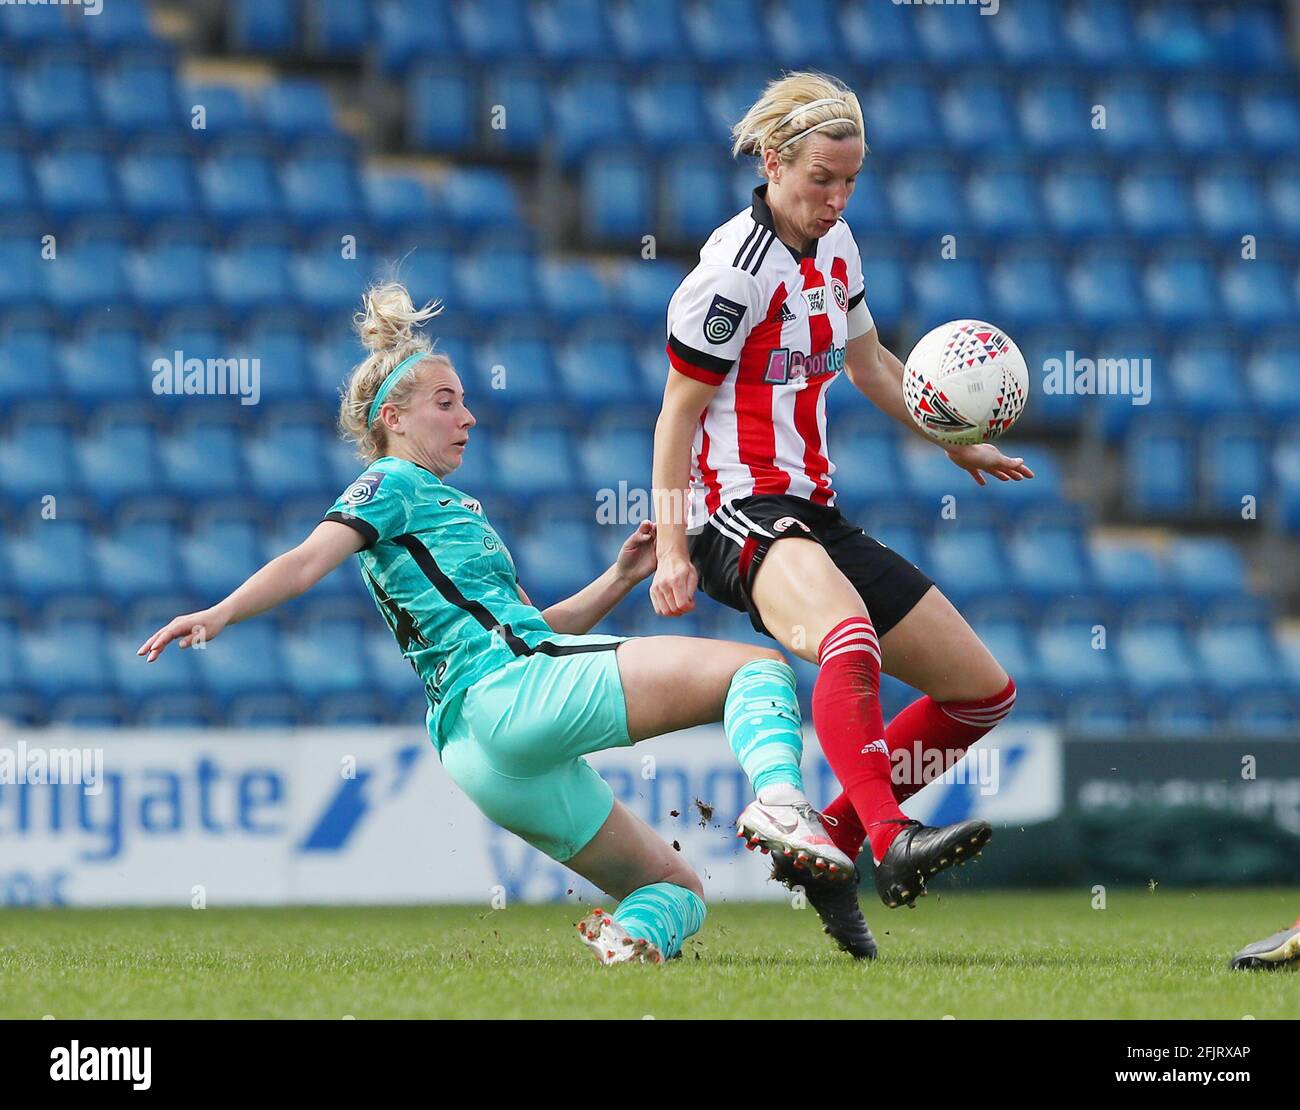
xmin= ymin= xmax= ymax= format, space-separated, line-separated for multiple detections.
xmin=821 ymin=677 xmax=1018 ymax=861
xmin=811 ymin=617 xmax=908 ymax=862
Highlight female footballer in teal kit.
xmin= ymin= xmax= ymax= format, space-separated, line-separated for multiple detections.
xmin=138 ymin=282 xmax=867 ymax=965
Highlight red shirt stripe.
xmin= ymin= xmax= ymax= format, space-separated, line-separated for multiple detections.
xmin=734 ymin=283 xmax=790 ymax=496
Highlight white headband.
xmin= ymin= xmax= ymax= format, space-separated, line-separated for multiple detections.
xmin=777 ymin=117 xmax=856 ymax=151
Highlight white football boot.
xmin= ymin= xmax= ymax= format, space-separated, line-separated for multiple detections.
xmin=735 ymin=798 xmax=856 ymax=882
xmin=576 ymin=908 xmax=664 ymax=966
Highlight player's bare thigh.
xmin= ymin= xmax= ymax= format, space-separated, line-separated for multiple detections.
xmin=749 ymin=535 xmax=1008 ymax=700
xmin=614 ymin=635 xmax=784 ymax=742
xmin=564 ymin=799 xmax=704 ymax=900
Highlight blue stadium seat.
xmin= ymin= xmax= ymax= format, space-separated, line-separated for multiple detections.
xmin=109 ymin=628 xmax=200 ymax=706
xmin=194 ymin=620 xmax=287 ymax=703
xmin=455 ymin=245 xmax=538 ymax=319
xmin=440 ymin=167 xmax=522 ymax=232
xmin=0 ymin=327 xmax=54 ymax=414
xmin=392 ymin=242 xmax=455 ymax=307
xmin=291 ymin=239 xmax=378 ymax=314
xmin=1194 ymin=164 xmax=1272 ymax=243
xmin=211 ymin=242 xmax=294 ymax=319
xmin=1166 ymin=80 xmax=1237 ymax=155
xmin=989 ymin=247 xmax=1069 ymax=330
xmin=1247 ymin=333 xmax=1300 ymax=424
xmin=1267 ymin=161 xmax=1300 ymax=241
xmin=1167 ymin=537 xmax=1248 ymax=603
xmin=614 ymin=258 xmax=687 ymax=328
xmin=0 ymin=235 xmax=44 ymax=314
xmin=609 ymin=0 xmax=689 ymax=64
xmin=530 ymin=0 xmax=611 ymax=62
xmin=889 ymin=159 xmax=967 ymax=240
xmin=456 ymin=0 xmax=535 ymax=59
xmin=940 ymin=77 xmax=1021 ymax=155
xmin=1066 ymin=248 xmax=1143 ymax=327
xmin=118 ymin=149 xmax=200 ymax=225
xmin=363 ymin=169 xmax=438 ymax=232
xmin=1227 ymin=691 xmax=1300 ymax=737
xmin=1018 ymin=77 xmax=1097 ymax=154
xmin=179 ymin=516 xmax=266 ymax=597
xmin=766 ymin=1 xmax=847 ymax=67
xmin=841 ymin=3 xmax=918 ymax=65
xmin=482 ymin=64 xmax=548 ymax=154
xmin=494 ymin=419 xmax=580 ymax=496
xmin=537 ymin=259 xmax=615 ymax=327
xmin=967 ymin=164 xmax=1045 ymax=240
xmin=1197 ymin=619 xmax=1284 ymax=697
xmin=471 ymin=333 xmax=560 ymax=410
xmin=93 ymin=522 xmax=184 ymax=605
xmin=1136 ymin=2 xmax=1216 ymax=71
xmin=75 ymin=418 xmax=162 ymax=512
xmin=0 ymin=415 xmax=76 ymax=510
xmin=185 ymin=82 xmax=260 ymax=142
xmin=20 ymin=621 xmax=113 ymax=701
xmin=513 ymin=508 xmax=602 ymax=600
xmin=243 ymin=420 xmax=331 ymax=504
xmin=925 ymin=524 xmax=1008 ymax=607
xmin=240 ymin=326 xmax=315 ymax=406
xmin=1118 ymin=623 xmax=1203 ymax=697
xmin=1242 ymin=84 xmax=1300 ymax=156
xmin=1200 ymin=424 xmax=1272 ymax=516
xmin=200 ymin=151 xmax=283 ymax=227
xmin=1007 ymin=521 xmax=1092 ymax=601
xmin=228 ymin=0 xmax=298 ymax=51
xmin=1066 ymin=691 xmax=1139 ymax=738
xmin=1117 ymin=163 xmax=1196 ymax=241
xmin=56 ymin=325 xmax=146 ymax=410
xmin=126 ymin=240 xmax=213 ymax=314
xmin=158 ymin=418 xmax=246 ymax=500
xmin=0 ymin=2 xmax=83 ymax=48
xmin=0 ymin=144 xmax=34 ymax=220
xmin=856 ymin=252 xmax=907 ymax=329
xmin=662 ymin=149 xmax=730 ymax=243
xmin=1220 ymin=259 xmax=1294 ymax=329
xmin=578 ymin=417 xmax=654 ymax=490
xmin=263 ymin=79 xmax=339 ymax=141
xmin=1043 ymin=163 xmax=1120 ymax=240
xmin=1210 ymin=5 xmax=1290 ymax=71
xmin=1065 ymin=0 xmax=1137 ymax=68
xmin=989 ymin=0 xmax=1067 ymax=64
xmin=553 ymin=70 xmax=632 ymax=167
xmin=1089 ymin=539 xmax=1169 ymax=603
xmin=824 ymin=426 xmax=900 ymax=504
xmin=967 ymin=615 xmax=1039 ymax=687
xmin=305 ymin=0 xmax=373 ymax=56
xmin=97 ymin=60 xmax=178 ymax=136
xmin=683 ymin=0 xmax=770 ymax=64
xmin=16 ymin=57 xmax=98 ymax=136
xmin=912 ymin=3 xmax=992 ymax=65
xmin=7 ymin=518 xmax=98 ymax=606
xmin=631 ymin=70 xmax=707 ymax=152
xmin=84 ymin=0 xmax=162 ymax=53
xmin=1015 ymin=328 xmax=1086 ymax=428
xmin=280 ymin=153 xmax=363 ymax=228
xmin=1280 ymin=425 xmax=1300 ymax=531
xmin=556 ymin=333 xmax=645 ymax=407
xmin=910 ymin=257 xmax=989 ymax=329
xmin=1143 ymin=249 xmax=1221 ymax=327
xmin=1092 ymin=78 xmax=1168 ymax=154
xmin=42 ymin=236 xmax=132 ymax=317
xmin=376 ymin=0 xmax=458 ymax=74
xmin=1168 ymin=339 xmax=1247 ymax=420
xmin=36 ymin=148 xmax=118 ymax=221
xmin=582 ymin=149 xmax=653 ymax=240
xmin=282 ymin=619 xmax=373 ymax=701
xmin=865 ymin=77 xmax=942 ymax=156
xmin=405 ymin=62 xmax=476 ymax=151
xmin=1036 ymin=620 xmax=1120 ymax=693
xmin=1145 ymin=691 xmax=1219 ymax=736
xmin=1125 ymin=429 xmax=1196 ymax=514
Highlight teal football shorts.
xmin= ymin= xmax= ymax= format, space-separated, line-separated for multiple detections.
xmin=435 ymin=633 xmax=633 ymax=862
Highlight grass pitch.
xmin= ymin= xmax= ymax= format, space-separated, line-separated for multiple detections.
xmin=1 ymin=889 xmax=1295 ymax=1019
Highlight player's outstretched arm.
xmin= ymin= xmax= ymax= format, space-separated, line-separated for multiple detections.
xmin=537 ymin=521 xmax=658 ymax=635
xmin=845 ymin=328 xmax=1034 ymax=486
xmin=137 ymin=521 xmax=365 ymax=661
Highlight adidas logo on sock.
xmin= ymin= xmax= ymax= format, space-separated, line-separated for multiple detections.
xmin=860 ymin=739 xmax=889 ymax=756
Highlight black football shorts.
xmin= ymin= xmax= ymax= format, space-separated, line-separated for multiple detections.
xmin=688 ymin=494 xmax=935 ymax=640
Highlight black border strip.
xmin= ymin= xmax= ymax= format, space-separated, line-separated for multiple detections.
xmin=668 ymin=333 xmax=732 ymax=377
xmin=323 ymin=511 xmax=378 ymax=548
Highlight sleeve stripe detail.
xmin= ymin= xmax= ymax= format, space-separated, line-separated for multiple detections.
xmin=732 ymin=221 xmax=761 ymax=268
xmin=846 ymin=289 xmax=865 ymax=311
xmin=741 ymin=228 xmax=773 ymax=274
xmin=667 ymin=335 xmax=732 ymax=378
xmin=323 ymin=511 xmax=379 ymax=548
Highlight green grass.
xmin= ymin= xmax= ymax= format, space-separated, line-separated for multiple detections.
xmin=1 ymin=890 xmax=1296 ymax=1019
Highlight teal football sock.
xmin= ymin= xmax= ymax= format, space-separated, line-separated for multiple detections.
xmin=724 ymin=658 xmax=806 ymax=797
xmin=613 ymin=882 xmax=706 ymax=960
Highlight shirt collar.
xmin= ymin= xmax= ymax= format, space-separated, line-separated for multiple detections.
xmin=751 ymin=183 xmax=818 ymax=263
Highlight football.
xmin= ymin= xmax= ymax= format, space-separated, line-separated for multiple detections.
xmin=902 ymin=320 xmax=1030 ymax=447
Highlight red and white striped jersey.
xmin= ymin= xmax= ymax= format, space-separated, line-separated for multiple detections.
xmin=666 ymin=184 xmax=874 ymax=530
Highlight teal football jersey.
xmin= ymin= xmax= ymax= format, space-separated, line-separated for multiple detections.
xmin=322 ymin=456 xmax=558 ymax=745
